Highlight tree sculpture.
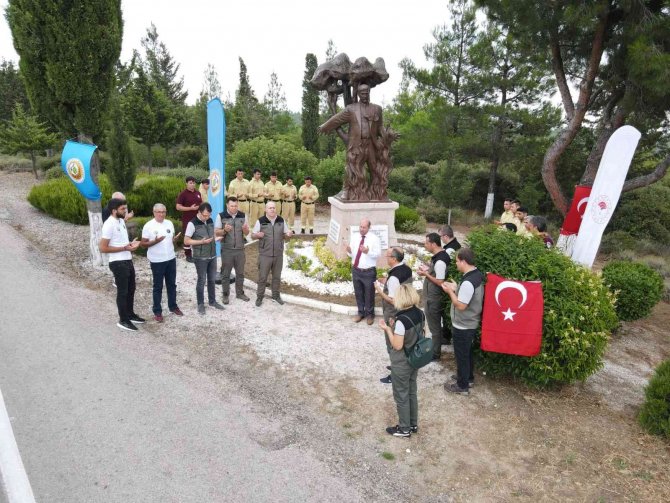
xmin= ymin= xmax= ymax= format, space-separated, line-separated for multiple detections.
xmin=313 ymin=54 xmax=399 ymax=201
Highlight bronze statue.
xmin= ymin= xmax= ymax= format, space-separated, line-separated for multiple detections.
xmin=313 ymin=55 xmax=398 ymax=201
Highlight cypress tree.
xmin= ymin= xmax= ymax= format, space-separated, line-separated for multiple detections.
xmin=107 ymin=94 xmax=135 ymax=193
xmin=6 ymin=0 xmax=123 ymax=265
xmin=301 ymin=53 xmax=319 ymax=157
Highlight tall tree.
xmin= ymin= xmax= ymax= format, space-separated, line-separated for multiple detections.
xmin=477 ymin=0 xmax=670 ymax=214
xmin=228 ymin=58 xmax=271 ymax=147
xmin=140 ymin=23 xmax=187 ymax=104
xmin=106 ymin=94 xmax=135 ymax=193
xmin=301 ymin=53 xmax=319 ymax=156
xmin=321 ymin=40 xmax=338 ymax=158
xmin=264 ymin=72 xmax=287 ymax=119
xmin=6 ymin=0 xmax=123 ymax=265
xmin=194 ymin=63 xmax=222 ymax=148
xmin=0 ymin=59 xmax=29 ymax=122
xmin=0 ymin=103 xmax=58 ymax=178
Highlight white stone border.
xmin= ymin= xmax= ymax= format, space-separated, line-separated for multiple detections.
xmin=0 ymin=387 xmax=36 ymax=503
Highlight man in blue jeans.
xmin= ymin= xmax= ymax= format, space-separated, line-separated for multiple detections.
xmin=141 ymin=203 xmax=184 ymax=322
xmin=99 ymin=198 xmax=145 ymax=331
xmin=441 ymin=248 xmax=484 ymax=395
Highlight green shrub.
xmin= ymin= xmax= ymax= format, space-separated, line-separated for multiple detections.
xmin=416 ymin=196 xmax=451 ymax=224
xmin=126 ymin=177 xmax=185 ymax=220
xmin=609 ymin=184 xmax=670 ymax=246
xmin=176 ymin=146 xmax=205 ymax=166
xmin=600 ymin=230 xmax=638 ymax=255
xmin=395 ymin=205 xmax=420 ymax=230
xmin=467 ymin=226 xmax=618 ymax=387
xmin=638 ymin=359 xmax=670 ymax=439
xmin=37 ymin=155 xmax=60 ymax=172
xmin=27 ymin=175 xmax=113 ymax=224
xmin=601 ymin=260 xmax=664 ymax=321
xmin=44 ymin=165 xmax=64 ymax=180
xmin=148 ymin=167 xmax=210 ymax=182
xmin=314 ymin=150 xmax=345 ymax=199
xmin=387 ymin=190 xmax=413 ymax=207
xmin=398 ymin=216 xmax=427 ymax=234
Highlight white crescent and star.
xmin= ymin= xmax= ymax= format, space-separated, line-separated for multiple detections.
xmin=577 ymin=197 xmax=589 ymax=218
xmin=494 ymin=280 xmax=528 ymax=322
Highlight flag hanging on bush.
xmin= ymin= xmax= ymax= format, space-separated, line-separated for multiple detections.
xmin=481 ymin=273 xmax=544 ymax=357
xmin=60 ymin=140 xmax=101 ymax=201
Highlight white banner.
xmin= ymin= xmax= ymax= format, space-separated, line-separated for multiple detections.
xmin=571 ymin=125 xmax=641 ymax=268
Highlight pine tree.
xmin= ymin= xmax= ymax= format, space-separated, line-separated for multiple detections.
xmin=6 ymin=0 xmax=123 ymax=265
xmin=141 ymin=23 xmax=187 ymax=104
xmin=264 ymin=72 xmax=287 ymax=119
xmin=301 ymin=53 xmax=319 ymax=157
xmin=0 ymin=103 xmax=58 ymax=178
xmin=321 ymin=41 xmax=338 ymax=157
xmin=106 ymin=94 xmax=135 ymax=193
xmin=0 ymin=59 xmax=29 ymax=122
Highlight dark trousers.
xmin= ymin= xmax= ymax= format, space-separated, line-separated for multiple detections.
xmin=150 ymin=258 xmax=177 ymax=314
xmin=352 ymin=267 xmax=376 ymax=317
xmin=425 ymin=298 xmax=445 ymax=358
xmin=390 ymin=352 xmax=418 ymax=428
xmin=257 ymin=254 xmax=283 ymax=299
xmin=221 ymin=249 xmax=245 ymax=296
xmin=109 ymin=260 xmax=136 ymax=323
xmin=452 ymin=326 xmax=476 ymax=390
xmin=194 ymin=257 xmax=217 ymax=305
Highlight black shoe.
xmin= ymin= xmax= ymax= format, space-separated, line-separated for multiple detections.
xmin=386 ymin=425 xmax=411 ymax=438
xmin=450 ymin=374 xmax=474 ymax=387
xmin=386 ymin=365 xmax=391 ymax=371
xmin=380 ymin=375 xmax=392 ymax=384
xmin=186 ymin=256 xmax=194 ymax=263
xmin=209 ymin=302 xmax=225 ymax=310
xmin=221 ymin=295 xmax=230 ymax=305
xmin=117 ymin=320 xmax=138 ymax=332
xmin=129 ymin=314 xmax=146 ymax=324
xmin=272 ymin=296 xmax=285 ymax=305
xmin=237 ymin=293 xmax=250 ymax=302
xmin=309 ymin=229 xmax=314 ymax=234
xmin=445 ymin=382 xmax=470 ymax=396
xmin=301 ymin=228 xmax=305 ymax=234
xmin=410 ymin=425 xmax=418 ymax=434
xmin=255 ymin=297 xmax=263 ymax=307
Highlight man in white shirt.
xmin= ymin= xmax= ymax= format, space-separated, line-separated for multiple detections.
xmin=141 ymin=203 xmax=184 ymax=322
xmin=99 ymin=198 xmax=144 ymax=332
xmin=347 ymin=218 xmax=381 ymax=325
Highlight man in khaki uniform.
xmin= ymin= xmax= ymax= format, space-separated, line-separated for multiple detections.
xmin=281 ymin=175 xmax=298 ymax=232
xmin=265 ymin=171 xmax=284 ymax=215
xmin=248 ymin=168 xmax=266 ymax=229
xmin=298 ymin=176 xmax=319 ymax=234
xmin=228 ymin=168 xmax=250 ymax=215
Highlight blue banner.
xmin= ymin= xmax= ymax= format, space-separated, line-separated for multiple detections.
xmin=61 ymin=140 xmax=101 ymax=201
xmin=207 ymin=98 xmax=226 ymax=257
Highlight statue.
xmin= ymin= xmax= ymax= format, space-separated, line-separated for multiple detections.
xmin=313 ymin=55 xmax=399 ymax=201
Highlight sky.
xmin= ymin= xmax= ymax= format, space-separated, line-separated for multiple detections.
xmin=0 ymin=0 xmax=448 ymax=111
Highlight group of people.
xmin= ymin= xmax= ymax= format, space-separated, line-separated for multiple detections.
xmin=344 ymin=219 xmax=482 ymax=438
xmin=495 ymin=197 xmax=554 ymax=248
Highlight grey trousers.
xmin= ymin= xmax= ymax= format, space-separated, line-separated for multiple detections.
xmin=390 ymin=351 xmax=418 ymax=428
xmin=194 ymin=256 xmax=217 ymax=306
xmin=257 ymin=254 xmax=283 ymax=299
xmin=426 ymin=298 xmax=444 ymax=358
xmin=221 ymin=249 xmax=245 ymax=296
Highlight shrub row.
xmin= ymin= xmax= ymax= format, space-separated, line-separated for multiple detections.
xmin=601 ymin=260 xmax=664 ymax=321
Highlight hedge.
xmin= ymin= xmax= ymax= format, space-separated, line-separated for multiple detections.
xmin=601 ymin=260 xmax=664 ymax=321
xmin=638 ymin=359 xmax=670 ymax=439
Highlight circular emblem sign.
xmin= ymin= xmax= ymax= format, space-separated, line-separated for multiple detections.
xmin=66 ymin=158 xmax=85 ymax=184
xmin=210 ymin=169 xmax=221 ymax=197
xmin=590 ymin=194 xmax=612 ymax=224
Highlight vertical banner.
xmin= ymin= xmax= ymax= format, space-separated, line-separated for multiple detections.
xmin=571 ymin=126 xmax=641 ymax=268
xmin=556 ymin=185 xmax=592 ymax=256
xmin=60 ymin=140 xmax=101 ymax=201
xmin=207 ymin=98 xmax=226 ymax=257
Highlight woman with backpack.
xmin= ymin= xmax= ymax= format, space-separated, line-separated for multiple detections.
xmin=379 ymin=284 xmax=426 ymax=438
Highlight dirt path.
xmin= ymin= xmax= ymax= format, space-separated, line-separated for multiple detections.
xmin=4 ymin=171 xmax=670 ymax=501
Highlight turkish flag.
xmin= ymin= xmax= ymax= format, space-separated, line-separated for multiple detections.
xmin=560 ymin=185 xmax=592 ymax=236
xmin=481 ymin=273 xmax=544 ymax=357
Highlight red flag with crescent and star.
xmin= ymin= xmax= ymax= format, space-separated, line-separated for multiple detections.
xmin=560 ymin=185 xmax=592 ymax=236
xmin=481 ymin=273 xmax=544 ymax=357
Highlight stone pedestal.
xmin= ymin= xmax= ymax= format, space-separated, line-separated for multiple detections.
xmin=326 ymin=197 xmax=399 ymax=268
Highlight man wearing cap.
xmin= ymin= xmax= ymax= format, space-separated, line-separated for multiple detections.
xmin=228 ymin=168 xmax=250 ymax=215
xmin=176 ymin=176 xmax=203 ymax=262
xmin=281 ymin=176 xmax=298 ymax=233
xmin=248 ymin=168 xmax=265 ymax=229
xmin=298 ymin=176 xmax=319 ymax=234
xmin=199 ymin=178 xmax=210 ymax=203
xmin=265 ymin=171 xmax=284 ymax=215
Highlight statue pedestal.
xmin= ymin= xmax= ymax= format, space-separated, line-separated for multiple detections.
xmin=326 ymin=197 xmax=399 ymax=268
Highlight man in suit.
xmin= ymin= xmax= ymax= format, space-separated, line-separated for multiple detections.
xmin=318 ymin=84 xmax=383 ymax=200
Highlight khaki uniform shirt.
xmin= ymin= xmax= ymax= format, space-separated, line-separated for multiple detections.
xmin=282 ymin=185 xmax=297 ymax=201
xmin=228 ymin=178 xmax=250 ymax=200
xmin=248 ymin=178 xmax=266 ymax=202
xmin=265 ymin=181 xmax=283 ymax=201
xmin=299 ymin=184 xmax=319 ymax=203
xmin=500 ymin=210 xmax=515 ymax=224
